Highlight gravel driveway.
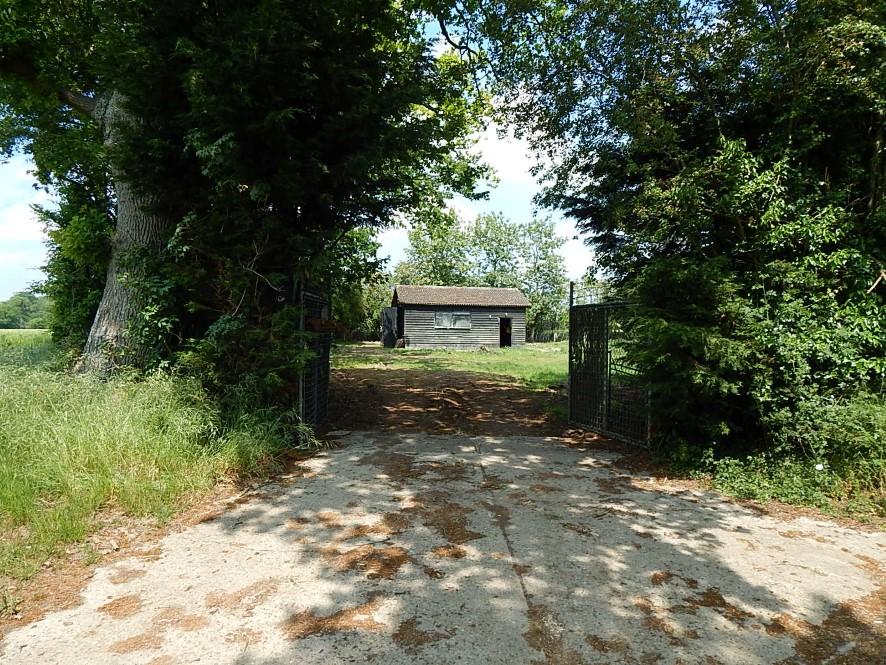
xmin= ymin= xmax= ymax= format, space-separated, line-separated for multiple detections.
xmin=2 ymin=431 xmax=884 ymax=664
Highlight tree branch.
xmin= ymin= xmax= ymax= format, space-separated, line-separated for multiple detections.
xmin=867 ymin=269 xmax=886 ymax=294
xmin=0 ymin=54 xmax=96 ymax=115
xmin=437 ymin=18 xmax=480 ymax=61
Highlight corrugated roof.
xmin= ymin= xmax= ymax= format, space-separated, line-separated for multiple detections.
xmin=393 ymin=285 xmax=530 ymax=307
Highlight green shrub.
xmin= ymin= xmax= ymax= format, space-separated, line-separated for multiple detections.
xmin=698 ymin=392 xmax=886 ymax=515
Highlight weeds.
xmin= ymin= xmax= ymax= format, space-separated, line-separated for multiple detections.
xmin=695 ymin=392 xmax=886 ymax=519
xmin=0 ymin=591 xmax=21 ymax=619
xmin=0 ymin=333 xmax=292 ymax=579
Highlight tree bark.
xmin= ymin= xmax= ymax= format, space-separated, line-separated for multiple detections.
xmin=0 ymin=54 xmax=172 ymax=373
xmin=75 ymin=92 xmax=172 ymax=374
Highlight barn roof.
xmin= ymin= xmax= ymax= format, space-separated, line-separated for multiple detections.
xmin=393 ymin=285 xmax=530 ymax=308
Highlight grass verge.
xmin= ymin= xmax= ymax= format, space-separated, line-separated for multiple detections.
xmin=0 ymin=332 xmax=293 ymax=580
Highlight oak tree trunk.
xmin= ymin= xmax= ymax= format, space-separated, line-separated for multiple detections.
xmin=76 ymin=92 xmax=172 ymax=374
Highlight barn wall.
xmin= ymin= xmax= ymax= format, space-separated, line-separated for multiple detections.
xmin=402 ymin=305 xmax=526 ymax=349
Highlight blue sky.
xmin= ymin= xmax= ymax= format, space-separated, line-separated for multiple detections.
xmin=0 ymin=153 xmax=53 ymax=301
xmin=0 ymin=126 xmax=594 ymax=301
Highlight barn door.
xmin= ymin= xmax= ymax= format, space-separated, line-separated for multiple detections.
xmin=381 ymin=307 xmax=398 ymax=348
xmin=499 ymin=317 xmax=512 ymax=347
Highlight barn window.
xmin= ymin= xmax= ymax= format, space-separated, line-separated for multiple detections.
xmin=435 ymin=311 xmax=471 ymax=329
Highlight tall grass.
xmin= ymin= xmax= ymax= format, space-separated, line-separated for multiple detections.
xmin=0 ymin=333 xmax=290 ymax=579
xmin=0 ymin=329 xmax=59 ymax=368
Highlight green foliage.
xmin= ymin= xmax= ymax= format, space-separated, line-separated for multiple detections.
xmin=0 ymin=291 xmax=50 ymax=329
xmin=148 ymin=0 xmax=492 ymax=391
xmin=334 ymin=274 xmax=396 ymax=341
xmin=433 ymin=0 xmax=886 ymax=508
xmin=177 ymin=305 xmax=318 ymax=417
xmin=520 ymin=217 xmax=568 ymax=341
xmin=0 ymin=591 xmax=21 ymax=619
xmin=2 ymin=0 xmax=491 ymax=394
xmin=628 ymin=256 xmax=761 ymax=456
xmin=702 ymin=392 xmax=886 ymax=515
xmin=395 ymin=206 xmax=474 ymax=286
xmin=38 ymin=189 xmax=112 ymax=352
xmin=317 ymin=227 xmax=392 ymax=341
xmin=470 ymin=212 xmax=522 ymax=288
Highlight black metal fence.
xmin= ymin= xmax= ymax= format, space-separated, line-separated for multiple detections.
xmin=568 ymin=287 xmax=650 ymax=446
xmin=298 ymin=283 xmax=331 ymax=428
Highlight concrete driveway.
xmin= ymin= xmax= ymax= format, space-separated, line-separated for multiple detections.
xmin=2 ymin=431 xmax=884 ymax=664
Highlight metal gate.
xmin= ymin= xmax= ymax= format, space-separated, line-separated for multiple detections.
xmin=568 ymin=292 xmax=650 ymax=446
xmin=298 ymin=283 xmax=331 ymax=428
xmin=380 ymin=307 xmax=398 ymax=348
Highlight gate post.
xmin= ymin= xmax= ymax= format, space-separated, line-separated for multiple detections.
xmin=567 ymin=282 xmax=574 ymax=424
xmin=601 ymin=309 xmax=610 ymax=432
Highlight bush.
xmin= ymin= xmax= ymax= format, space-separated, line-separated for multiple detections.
xmin=699 ymin=393 xmax=886 ymax=515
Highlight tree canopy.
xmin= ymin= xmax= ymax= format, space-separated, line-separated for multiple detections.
xmin=0 ymin=291 xmax=50 ymax=329
xmin=1 ymin=1 xmax=490 ymax=388
xmin=431 ymin=1 xmax=885 ymax=463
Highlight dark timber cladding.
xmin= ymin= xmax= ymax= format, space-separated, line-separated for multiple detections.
xmin=388 ymin=285 xmax=530 ymax=349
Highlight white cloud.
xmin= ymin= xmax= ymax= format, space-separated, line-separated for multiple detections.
xmin=475 ymin=122 xmax=538 ymax=185
xmin=0 ymin=155 xmax=52 ymax=299
xmin=0 ymin=201 xmax=47 ymax=242
xmin=560 ymin=236 xmax=595 ymax=280
xmin=446 ymin=198 xmax=481 ymax=222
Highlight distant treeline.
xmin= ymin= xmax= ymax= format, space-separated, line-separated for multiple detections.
xmin=0 ymin=291 xmax=51 ymax=329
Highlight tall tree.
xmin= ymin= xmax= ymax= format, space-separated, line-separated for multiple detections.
xmin=433 ymin=1 xmax=885 ymax=454
xmin=395 ymin=206 xmax=474 ymax=286
xmin=469 ymin=212 xmax=521 ymax=288
xmin=1 ymin=1 xmax=489 ymax=377
xmin=0 ymin=291 xmax=51 ymax=329
xmin=520 ymin=217 xmax=567 ymax=341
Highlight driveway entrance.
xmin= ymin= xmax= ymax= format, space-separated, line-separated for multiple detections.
xmin=3 ymin=431 xmax=884 ymax=664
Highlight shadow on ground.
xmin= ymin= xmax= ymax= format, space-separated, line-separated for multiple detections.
xmin=327 ymin=368 xmax=565 ymax=437
xmin=5 ymin=432 xmax=883 ymax=664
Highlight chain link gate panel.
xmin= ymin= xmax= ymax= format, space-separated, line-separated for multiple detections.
xmin=298 ymin=283 xmax=331 ymax=428
xmin=568 ymin=296 xmax=650 ymax=446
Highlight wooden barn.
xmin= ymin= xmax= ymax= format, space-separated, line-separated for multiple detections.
xmin=381 ymin=285 xmax=530 ymax=349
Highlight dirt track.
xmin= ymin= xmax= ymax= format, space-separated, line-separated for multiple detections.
xmin=327 ymin=367 xmax=567 ymax=437
xmin=1 ymin=366 xmax=884 ymax=664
